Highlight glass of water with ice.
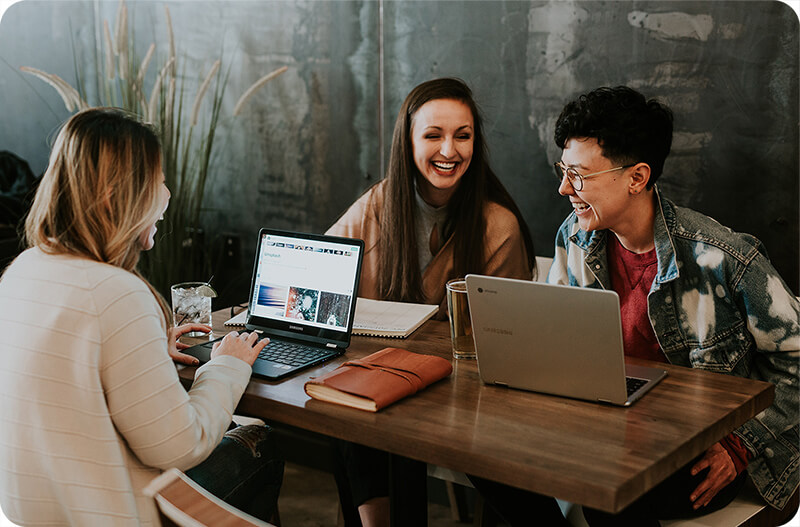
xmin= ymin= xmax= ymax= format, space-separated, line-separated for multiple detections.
xmin=170 ymin=282 xmax=214 ymax=336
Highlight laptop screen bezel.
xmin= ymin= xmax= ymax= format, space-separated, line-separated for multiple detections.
xmin=244 ymin=228 xmax=364 ymax=347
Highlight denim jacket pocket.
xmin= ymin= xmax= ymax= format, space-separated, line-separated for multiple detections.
xmin=687 ymin=322 xmax=753 ymax=375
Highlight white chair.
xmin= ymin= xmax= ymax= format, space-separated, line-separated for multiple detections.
xmin=563 ymin=477 xmax=799 ymax=527
xmin=534 ymin=256 xmax=553 ymax=283
xmin=662 ymin=478 xmax=798 ymax=527
xmin=144 ymin=467 xmax=276 ymax=527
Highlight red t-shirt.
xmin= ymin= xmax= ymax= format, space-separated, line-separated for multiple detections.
xmin=606 ymin=235 xmax=665 ymax=363
xmin=607 ymin=234 xmax=751 ymax=472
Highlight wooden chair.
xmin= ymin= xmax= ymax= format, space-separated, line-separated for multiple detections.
xmin=144 ymin=468 xmax=276 ymax=527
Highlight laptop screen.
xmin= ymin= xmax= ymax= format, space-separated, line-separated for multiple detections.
xmin=246 ymin=229 xmax=364 ymax=344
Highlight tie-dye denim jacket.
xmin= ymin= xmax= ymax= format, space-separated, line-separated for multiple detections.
xmin=547 ymin=187 xmax=800 ymax=509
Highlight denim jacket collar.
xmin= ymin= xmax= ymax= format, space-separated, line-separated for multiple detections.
xmin=569 ymin=185 xmax=680 ymax=288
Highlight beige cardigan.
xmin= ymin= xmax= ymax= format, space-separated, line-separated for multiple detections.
xmin=0 ymin=248 xmax=252 ymax=526
xmin=327 ymin=181 xmax=532 ymax=317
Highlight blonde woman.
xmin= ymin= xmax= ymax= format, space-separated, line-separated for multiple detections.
xmin=0 ymin=108 xmax=282 ymax=526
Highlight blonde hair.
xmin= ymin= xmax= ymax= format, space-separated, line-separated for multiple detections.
xmin=25 ymin=107 xmax=171 ymax=324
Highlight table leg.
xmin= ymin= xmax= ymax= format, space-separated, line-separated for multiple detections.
xmin=389 ymin=454 xmax=427 ymax=526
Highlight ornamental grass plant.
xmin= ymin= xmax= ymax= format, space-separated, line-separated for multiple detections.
xmin=22 ymin=0 xmax=287 ymax=295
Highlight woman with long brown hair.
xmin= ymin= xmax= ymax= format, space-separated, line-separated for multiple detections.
xmin=329 ymin=77 xmax=535 ymax=317
xmin=0 ymin=108 xmax=282 ymax=525
xmin=327 ymin=78 xmax=536 ymax=526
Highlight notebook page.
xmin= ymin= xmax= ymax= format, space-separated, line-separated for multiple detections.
xmin=352 ymin=298 xmax=438 ymax=337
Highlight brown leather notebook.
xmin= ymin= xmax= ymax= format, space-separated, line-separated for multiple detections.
xmin=304 ymin=347 xmax=453 ymax=412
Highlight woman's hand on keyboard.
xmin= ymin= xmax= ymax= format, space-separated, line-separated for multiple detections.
xmin=211 ymin=331 xmax=270 ymax=366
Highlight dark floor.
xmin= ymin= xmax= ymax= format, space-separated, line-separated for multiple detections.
xmin=277 ymin=461 xmax=469 ymax=527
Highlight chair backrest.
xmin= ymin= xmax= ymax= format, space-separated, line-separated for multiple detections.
xmin=144 ymin=468 xmax=275 ymax=527
xmin=534 ymin=256 xmax=553 ymax=283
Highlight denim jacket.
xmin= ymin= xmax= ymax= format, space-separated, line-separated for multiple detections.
xmin=547 ymin=187 xmax=800 ymax=509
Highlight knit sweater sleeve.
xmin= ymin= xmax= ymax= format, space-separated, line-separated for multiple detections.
xmin=97 ymin=271 xmax=252 ymax=471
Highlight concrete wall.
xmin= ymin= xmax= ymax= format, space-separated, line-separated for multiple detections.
xmin=1 ymin=0 xmax=797 ymax=297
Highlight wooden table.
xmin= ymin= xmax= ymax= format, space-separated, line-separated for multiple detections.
xmin=179 ymin=308 xmax=774 ymax=516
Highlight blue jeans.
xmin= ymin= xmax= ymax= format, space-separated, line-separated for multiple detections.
xmin=186 ymin=424 xmax=284 ymax=523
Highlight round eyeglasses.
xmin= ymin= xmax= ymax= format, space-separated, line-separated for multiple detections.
xmin=553 ymin=162 xmax=635 ymax=191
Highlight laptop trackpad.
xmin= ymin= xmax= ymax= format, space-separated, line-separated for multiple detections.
xmin=182 ymin=340 xmax=217 ymax=363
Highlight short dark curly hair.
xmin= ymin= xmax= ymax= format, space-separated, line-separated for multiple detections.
xmin=554 ymin=86 xmax=673 ymax=187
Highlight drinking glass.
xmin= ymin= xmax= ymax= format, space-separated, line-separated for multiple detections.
xmin=446 ymin=279 xmax=475 ymax=359
xmin=171 ymin=282 xmax=213 ymax=337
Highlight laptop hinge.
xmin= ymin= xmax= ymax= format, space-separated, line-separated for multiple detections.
xmin=326 ymin=343 xmax=338 ymax=349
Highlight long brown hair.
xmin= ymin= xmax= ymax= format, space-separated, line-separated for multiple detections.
xmin=24 ymin=107 xmax=172 ymax=324
xmin=378 ymin=78 xmax=535 ymax=302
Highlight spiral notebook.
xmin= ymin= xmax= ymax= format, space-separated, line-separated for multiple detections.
xmin=224 ymin=309 xmax=249 ymax=327
xmin=225 ymin=298 xmax=437 ymax=338
xmin=351 ymin=298 xmax=438 ymax=338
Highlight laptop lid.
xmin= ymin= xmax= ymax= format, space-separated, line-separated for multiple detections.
xmin=245 ymin=228 xmax=364 ymax=348
xmin=181 ymin=229 xmax=364 ymax=380
xmin=465 ymin=275 xmax=665 ymax=406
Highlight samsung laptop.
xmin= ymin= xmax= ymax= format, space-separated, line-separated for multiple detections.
xmin=183 ymin=229 xmax=364 ymax=380
xmin=465 ymin=275 xmax=666 ymax=406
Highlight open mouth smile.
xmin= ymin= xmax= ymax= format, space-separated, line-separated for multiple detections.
xmin=572 ymin=202 xmax=592 ymax=214
xmin=432 ymin=161 xmax=458 ymax=174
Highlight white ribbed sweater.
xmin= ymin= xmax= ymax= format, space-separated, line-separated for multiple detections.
xmin=0 ymin=248 xmax=252 ymax=526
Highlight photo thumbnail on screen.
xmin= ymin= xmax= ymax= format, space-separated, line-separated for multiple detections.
xmin=317 ymin=291 xmax=353 ymax=328
xmin=286 ymin=287 xmax=319 ymax=321
xmin=256 ymin=284 xmax=289 ymax=315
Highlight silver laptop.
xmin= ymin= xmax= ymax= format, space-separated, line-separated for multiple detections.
xmin=465 ymin=275 xmax=666 ymax=406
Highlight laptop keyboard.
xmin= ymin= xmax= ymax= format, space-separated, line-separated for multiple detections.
xmin=626 ymin=376 xmax=648 ymax=396
xmin=256 ymin=338 xmax=331 ymax=367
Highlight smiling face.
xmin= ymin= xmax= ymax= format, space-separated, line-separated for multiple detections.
xmin=410 ymin=98 xmax=474 ymax=207
xmin=557 ymin=137 xmax=638 ymax=234
xmin=138 ymin=172 xmax=171 ymax=251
